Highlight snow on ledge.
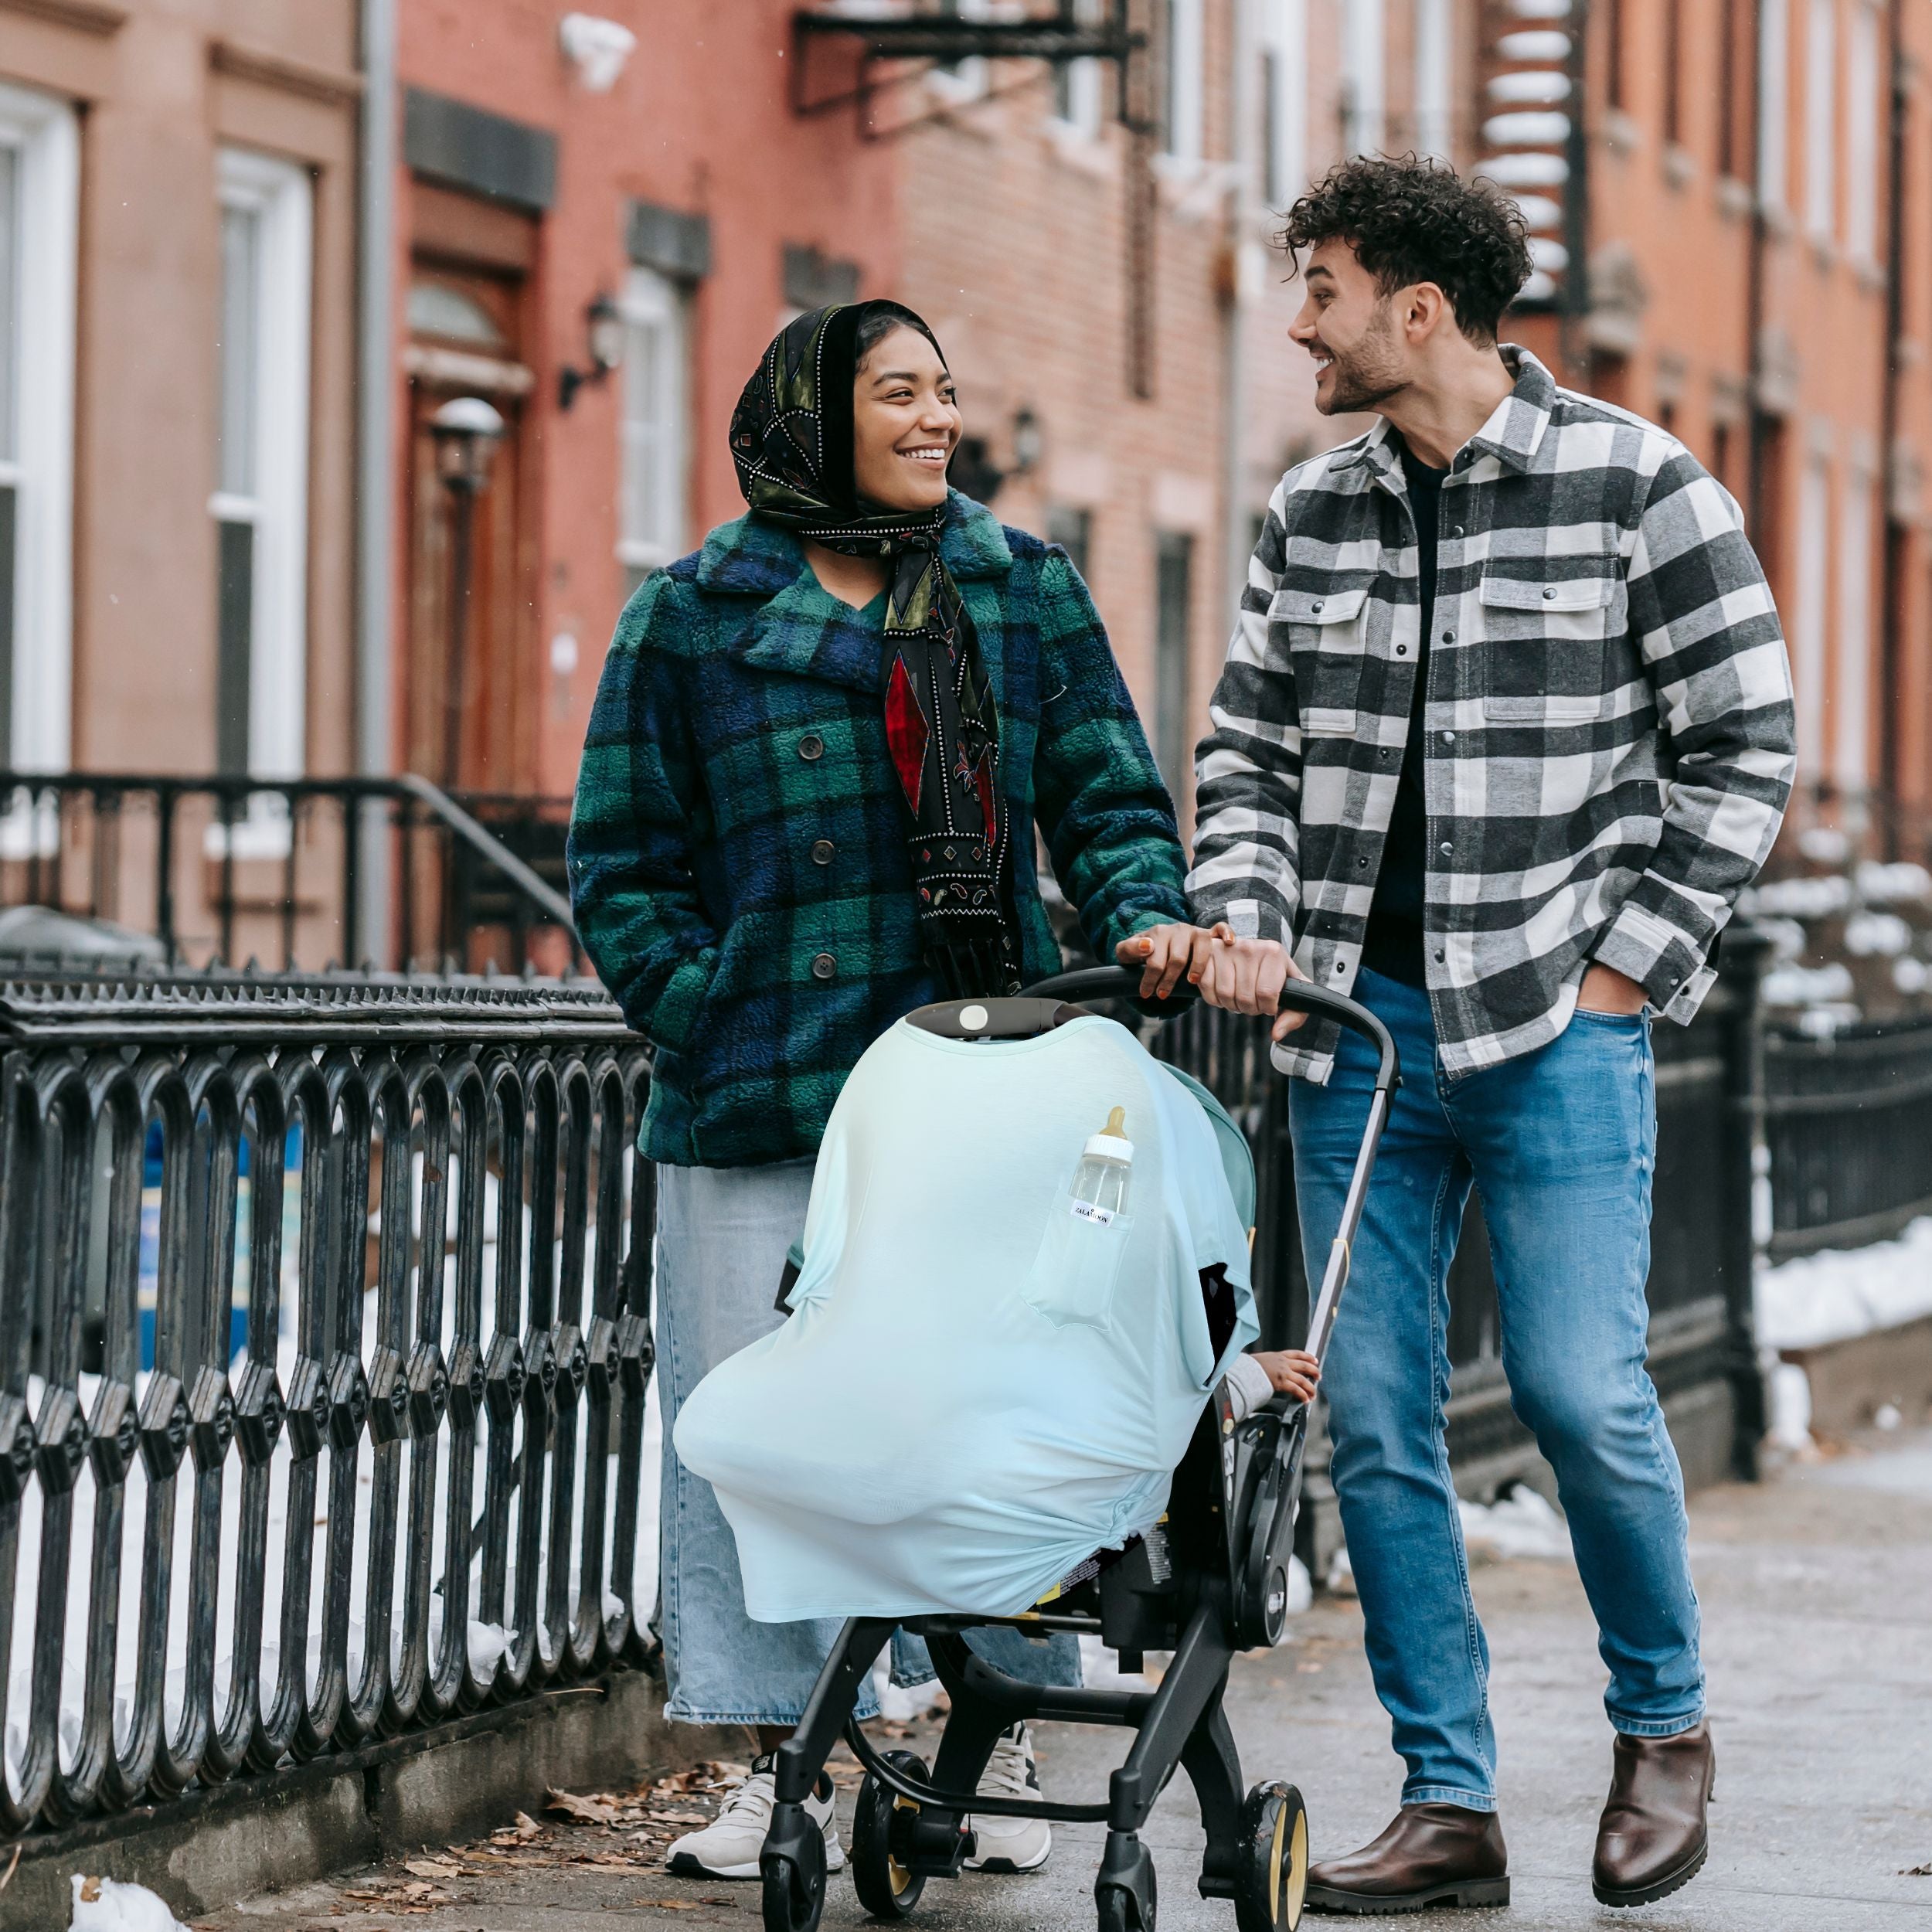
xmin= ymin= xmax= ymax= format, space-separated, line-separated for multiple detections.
xmin=1755 ymin=1215 xmax=1932 ymax=1352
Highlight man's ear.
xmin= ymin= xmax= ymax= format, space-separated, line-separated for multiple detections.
xmin=1404 ymin=281 xmax=1453 ymax=345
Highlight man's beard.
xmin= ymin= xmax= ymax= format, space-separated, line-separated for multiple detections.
xmin=1318 ymin=310 xmax=1407 ymax=415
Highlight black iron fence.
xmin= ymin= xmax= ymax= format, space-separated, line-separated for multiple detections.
xmin=0 ymin=770 xmax=577 ymax=977
xmin=0 ymin=971 xmax=650 ymax=1838
xmin=2 ymin=951 xmax=1930 ymax=1843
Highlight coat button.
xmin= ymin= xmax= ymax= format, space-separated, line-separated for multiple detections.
xmin=798 ymin=733 xmax=825 ymax=761
xmin=1441 ymin=630 xmax=1455 ymax=644
xmin=811 ymin=838 xmax=835 ymax=866
xmin=811 ymin=952 xmax=836 ymax=979
xmin=1396 ymin=645 xmax=1409 ymax=656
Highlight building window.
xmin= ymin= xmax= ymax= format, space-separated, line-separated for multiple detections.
xmin=1260 ymin=0 xmax=1307 ymax=204
xmin=618 ymin=264 xmax=690 ymax=592
xmin=1413 ymin=0 xmax=1451 ymax=162
xmin=1051 ymin=0 xmax=1104 ymax=135
xmin=1794 ymin=455 xmax=1830 ymax=782
xmin=1759 ymin=0 xmax=1790 ymax=209
xmin=1605 ymin=0 xmax=1626 ymax=111
xmin=212 ymin=148 xmax=312 ymax=787
xmin=0 ymin=81 xmax=77 ymax=779
xmin=1342 ymin=0 xmax=1385 ymax=157
xmin=1155 ymin=531 xmax=1193 ymax=801
xmin=1047 ymin=505 xmax=1093 ymax=583
xmin=1804 ymin=0 xmax=1836 ymax=241
xmin=1836 ymin=466 xmax=1872 ymax=791
xmin=1162 ymin=0 xmax=1205 ymax=163
xmin=1846 ymin=1 xmax=1880 ymax=264
xmin=930 ymin=0 xmax=993 ymax=101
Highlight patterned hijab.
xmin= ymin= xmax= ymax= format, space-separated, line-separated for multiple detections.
xmin=730 ymin=302 xmax=1019 ymax=999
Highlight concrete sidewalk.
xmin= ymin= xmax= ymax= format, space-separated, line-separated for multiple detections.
xmin=206 ymin=1434 xmax=1932 ymax=1932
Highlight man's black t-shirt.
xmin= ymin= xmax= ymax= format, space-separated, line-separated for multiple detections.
xmin=1360 ymin=438 xmax=1447 ymax=988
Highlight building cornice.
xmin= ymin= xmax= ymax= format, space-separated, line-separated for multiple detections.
xmin=209 ymin=38 xmax=364 ymax=109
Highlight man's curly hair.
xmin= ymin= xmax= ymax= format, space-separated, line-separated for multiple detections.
xmin=1281 ymin=155 xmax=1533 ymax=345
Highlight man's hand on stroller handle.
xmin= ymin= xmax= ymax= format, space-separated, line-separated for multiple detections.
xmin=1253 ymin=1349 xmax=1320 ymax=1404
xmin=1117 ymin=923 xmax=1313 ymax=1039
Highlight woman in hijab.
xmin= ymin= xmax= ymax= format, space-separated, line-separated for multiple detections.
xmin=568 ymin=299 xmax=1199 ymax=1882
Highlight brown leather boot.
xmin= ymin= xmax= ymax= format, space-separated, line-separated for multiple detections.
xmin=1592 ymin=1720 xmax=1716 ymax=1907
xmin=1304 ymin=1802 xmax=1509 ymax=1914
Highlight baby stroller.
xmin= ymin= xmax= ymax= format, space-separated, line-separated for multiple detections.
xmin=756 ymin=965 xmax=1399 ymax=1932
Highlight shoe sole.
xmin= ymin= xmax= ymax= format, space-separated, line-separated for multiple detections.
xmin=964 ymin=1854 xmax=1050 ymax=1875
xmin=667 ymin=1843 xmax=846 ymax=1882
xmin=1304 ymin=1876 xmax=1510 ymax=1914
xmin=1593 ymin=1837 xmax=1707 ymax=1909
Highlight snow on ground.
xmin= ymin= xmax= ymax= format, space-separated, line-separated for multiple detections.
xmin=69 ymin=1874 xmax=189 ymax=1931
xmin=1754 ymin=1214 xmax=1932 ymax=1352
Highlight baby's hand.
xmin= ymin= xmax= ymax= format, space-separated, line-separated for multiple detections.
xmin=1252 ymin=1349 xmax=1321 ymax=1404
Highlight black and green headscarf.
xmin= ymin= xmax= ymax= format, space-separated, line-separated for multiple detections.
xmin=730 ymin=302 xmax=1019 ymax=1000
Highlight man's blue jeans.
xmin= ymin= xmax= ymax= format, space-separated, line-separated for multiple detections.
xmin=1289 ymin=968 xmax=1704 ymax=1811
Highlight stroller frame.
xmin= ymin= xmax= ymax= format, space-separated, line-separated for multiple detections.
xmin=757 ymin=967 xmax=1399 ymax=1932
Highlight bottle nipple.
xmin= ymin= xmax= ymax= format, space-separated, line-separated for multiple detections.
xmin=1104 ymin=1106 xmax=1127 ymax=1139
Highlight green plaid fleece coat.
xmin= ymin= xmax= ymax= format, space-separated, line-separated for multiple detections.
xmin=568 ymin=492 xmax=1189 ymax=1166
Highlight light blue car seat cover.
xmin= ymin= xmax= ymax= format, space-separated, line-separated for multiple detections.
xmin=674 ymin=1014 xmax=1260 ymax=1621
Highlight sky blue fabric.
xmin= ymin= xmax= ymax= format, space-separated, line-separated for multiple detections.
xmin=674 ymin=1013 xmax=1260 ymax=1621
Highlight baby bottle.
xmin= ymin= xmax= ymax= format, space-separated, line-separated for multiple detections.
xmin=1069 ymin=1106 xmax=1133 ymax=1223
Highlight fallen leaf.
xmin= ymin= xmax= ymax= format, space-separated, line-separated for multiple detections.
xmin=403 ymin=1857 xmax=461 ymax=1879
xmin=1903 ymin=1862 xmax=1932 ymax=1876
xmin=629 ymin=1900 xmax=702 ymax=1910
xmin=548 ymin=1786 xmax=621 ymax=1825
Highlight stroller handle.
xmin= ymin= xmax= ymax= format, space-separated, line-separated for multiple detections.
xmin=1019 ymin=963 xmax=1400 ymax=1094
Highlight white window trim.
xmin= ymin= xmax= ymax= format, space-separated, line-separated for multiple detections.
xmin=0 ymin=80 xmax=78 ymax=779
xmin=1047 ymin=0 xmax=1104 ymax=139
xmin=1413 ymin=0 xmax=1452 ymax=162
xmin=1794 ymin=455 xmax=1831 ymax=784
xmin=1804 ymin=0 xmax=1837 ymax=243
xmin=1163 ymin=0 xmax=1206 ymax=164
xmin=1845 ymin=0 xmax=1881 ymax=266
xmin=1758 ymin=0 xmax=1790 ymax=211
xmin=1260 ymin=0 xmax=1307 ymax=206
xmin=213 ymin=147 xmax=311 ymax=788
xmin=617 ymin=264 xmax=689 ymax=576
xmin=1342 ymin=0 xmax=1386 ymax=158
xmin=926 ymin=0 xmax=995 ymax=104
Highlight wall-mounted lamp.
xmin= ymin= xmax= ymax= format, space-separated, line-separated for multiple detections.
xmin=558 ymin=294 xmax=626 ymax=410
xmin=1011 ymin=405 xmax=1044 ymax=478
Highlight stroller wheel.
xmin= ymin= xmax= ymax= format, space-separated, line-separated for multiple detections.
xmin=1233 ymin=1782 xmax=1308 ymax=1932
xmin=762 ymin=1823 xmax=828 ymax=1932
xmin=1096 ymin=1860 xmax=1155 ymax=1932
xmin=852 ymin=1752 xmax=930 ymax=1920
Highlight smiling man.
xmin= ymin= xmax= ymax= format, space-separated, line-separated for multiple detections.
xmin=1176 ymin=158 xmax=1796 ymax=1913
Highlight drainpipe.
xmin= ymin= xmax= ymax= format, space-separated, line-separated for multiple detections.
xmin=1877 ymin=0 xmax=1905 ymax=854
xmin=1220 ymin=0 xmax=1260 ymax=746
xmin=356 ymin=0 xmax=397 ymax=966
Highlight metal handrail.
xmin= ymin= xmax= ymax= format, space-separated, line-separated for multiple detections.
xmin=391 ymin=771 xmax=577 ymax=935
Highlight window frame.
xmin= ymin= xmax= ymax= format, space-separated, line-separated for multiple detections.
xmin=1759 ymin=0 xmax=1790 ymax=211
xmin=1260 ymin=0 xmax=1308 ymax=206
xmin=1413 ymin=0 xmax=1451 ymax=162
xmin=211 ymin=145 xmax=313 ymax=793
xmin=617 ymin=262 xmax=692 ymax=583
xmin=0 ymin=79 xmax=77 ymax=782
xmin=1804 ymin=0 xmax=1837 ymax=243
xmin=1162 ymin=0 xmax=1206 ymax=165
xmin=1342 ymin=0 xmax=1386 ymax=158
xmin=1049 ymin=0 xmax=1105 ymax=137
xmin=1845 ymin=0 xmax=1881 ymax=265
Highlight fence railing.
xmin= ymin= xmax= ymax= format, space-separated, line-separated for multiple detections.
xmin=2 ymin=947 xmax=1930 ymax=1843
xmin=0 ymin=770 xmax=578 ymax=978
xmin=0 ymin=971 xmax=650 ymax=1838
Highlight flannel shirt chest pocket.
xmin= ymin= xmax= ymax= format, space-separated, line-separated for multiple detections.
xmin=1477 ymin=563 xmax=1621 ymax=723
xmin=1272 ymin=583 xmax=1371 ymax=737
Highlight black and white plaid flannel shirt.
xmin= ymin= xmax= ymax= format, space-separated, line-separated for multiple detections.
xmin=1188 ymin=348 xmax=1796 ymax=1083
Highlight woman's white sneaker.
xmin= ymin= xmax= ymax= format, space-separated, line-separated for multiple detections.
xmin=965 ymin=1723 xmax=1052 ymax=1872
xmin=666 ymin=1755 xmax=845 ymax=1880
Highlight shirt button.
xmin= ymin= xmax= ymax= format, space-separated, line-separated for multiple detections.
xmin=1396 ymin=645 xmax=1410 ymax=656
xmin=1439 ymin=842 xmax=1454 ymax=855
xmin=1333 ymin=961 xmax=1346 ymax=975
xmin=1357 ymin=856 xmax=1369 ymax=868
xmin=810 ymin=838 xmax=835 ymax=866
xmin=798 ymin=733 xmax=825 ymax=761
xmin=1311 ymin=599 xmax=1325 ymax=613
xmin=1441 ymin=730 xmax=1455 ymax=744
xmin=1434 ymin=949 xmax=1447 ymax=963
xmin=1452 ymin=525 xmax=1464 ymax=537
xmin=1441 ymin=630 xmax=1455 ymax=644
xmin=811 ymin=951 xmax=836 ymax=979
xmin=1542 ymin=587 xmax=1557 ymax=600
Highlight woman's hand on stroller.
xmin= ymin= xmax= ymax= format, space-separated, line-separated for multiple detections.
xmin=1115 ymin=921 xmax=1226 ymax=999
xmin=1252 ymin=1349 xmax=1321 ymax=1404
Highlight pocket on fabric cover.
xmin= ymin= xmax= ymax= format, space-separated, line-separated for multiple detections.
xmin=1021 ymin=1190 xmax=1135 ymax=1328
